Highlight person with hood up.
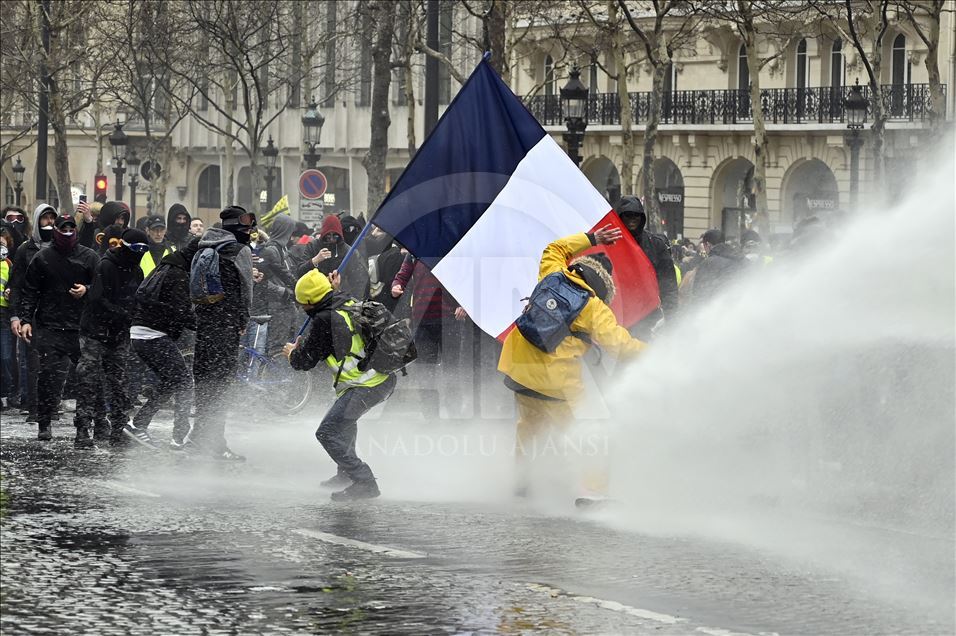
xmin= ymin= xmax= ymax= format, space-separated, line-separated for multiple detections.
xmin=166 ymin=204 xmax=193 ymax=250
xmin=284 ymin=269 xmax=397 ymax=501
xmin=16 ymin=214 xmax=99 ymax=442
xmin=86 ymin=200 xmax=131 ymax=250
xmin=8 ymin=204 xmax=58 ymax=424
xmin=185 ymin=205 xmax=255 ymax=461
xmin=615 ymin=196 xmax=678 ymax=337
xmin=140 ymin=215 xmax=175 ymax=277
xmin=257 ymin=214 xmax=299 ymax=354
xmin=126 ymin=236 xmax=200 ymax=449
xmin=498 ymin=227 xmax=648 ymax=497
xmin=339 ymin=215 xmax=365 ymax=254
xmin=295 ymin=215 xmax=369 ymax=299
xmin=73 ymin=228 xmax=148 ymax=448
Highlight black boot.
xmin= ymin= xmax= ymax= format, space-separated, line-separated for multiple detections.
xmin=37 ymin=423 xmax=53 ymax=442
xmin=320 ymin=471 xmax=352 ymax=489
xmin=74 ymin=426 xmax=95 ymax=449
xmin=92 ymin=420 xmax=111 ymax=442
xmin=331 ymin=479 xmax=380 ymax=501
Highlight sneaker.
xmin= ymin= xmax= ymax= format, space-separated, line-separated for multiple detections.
xmin=320 ymin=472 xmax=353 ymax=489
xmin=331 ymin=480 xmax=380 ymax=502
xmin=215 ymin=448 xmax=246 ymax=462
xmin=37 ymin=423 xmax=52 ymax=442
xmin=122 ymin=423 xmax=157 ymax=450
xmin=168 ymin=438 xmax=187 ymax=451
xmin=73 ymin=427 xmax=95 ymax=449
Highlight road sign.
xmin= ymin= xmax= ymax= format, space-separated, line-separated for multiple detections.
xmin=299 ymin=169 xmax=327 ymax=200
xmin=300 ymin=198 xmax=325 ymax=223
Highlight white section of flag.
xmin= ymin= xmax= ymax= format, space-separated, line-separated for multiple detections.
xmin=431 ymin=135 xmax=612 ymax=337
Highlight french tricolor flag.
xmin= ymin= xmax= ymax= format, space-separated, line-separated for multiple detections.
xmin=371 ymin=58 xmax=660 ymax=338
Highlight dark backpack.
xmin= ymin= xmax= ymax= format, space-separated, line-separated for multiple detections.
xmin=340 ymin=300 xmax=417 ymax=375
xmin=189 ymin=245 xmax=226 ymax=304
xmin=516 ymin=272 xmax=591 ymax=353
xmin=135 ymin=264 xmax=171 ymax=307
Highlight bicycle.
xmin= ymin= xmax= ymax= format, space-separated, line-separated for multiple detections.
xmin=236 ymin=315 xmax=313 ymax=415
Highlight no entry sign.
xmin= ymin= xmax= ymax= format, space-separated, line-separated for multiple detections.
xmin=298 ymin=169 xmax=328 ymax=200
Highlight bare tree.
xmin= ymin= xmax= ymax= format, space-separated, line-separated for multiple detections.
xmin=361 ymin=0 xmax=398 ymax=213
xmin=896 ymin=0 xmax=949 ymax=134
xmin=618 ymin=0 xmax=705 ymax=229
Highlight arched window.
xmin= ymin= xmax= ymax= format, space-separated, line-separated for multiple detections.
xmin=830 ymin=38 xmax=843 ymax=90
xmin=737 ymin=43 xmax=749 ymax=92
xmin=197 ymin=165 xmax=221 ymax=210
xmin=796 ymin=39 xmax=808 ymax=90
xmin=891 ymin=33 xmax=908 ymax=86
xmin=544 ymin=55 xmax=555 ymax=97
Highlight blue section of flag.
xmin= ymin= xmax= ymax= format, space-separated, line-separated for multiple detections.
xmin=371 ymin=59 xmax=545 ymax=267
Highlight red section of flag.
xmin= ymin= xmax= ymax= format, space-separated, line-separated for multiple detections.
xmin=582 ymin=211 xmax=660 ymax=328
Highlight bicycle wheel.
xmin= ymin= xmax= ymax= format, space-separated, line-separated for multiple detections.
xmin=255 ymin=353 xmax=314 ymax=415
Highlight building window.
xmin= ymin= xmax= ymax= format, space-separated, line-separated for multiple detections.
xmin=357 ymin=11 xmax=372 ymax=107
xmin=737 ymin=44 xmax=750 ymax=118
xmin=544 ymin=55 xmax=555 ymax=97
xmin=796 ymin=39 xmax=808 ymax=90
xmin=197 ymin=165 xmax=221 ymax=209
xmin=830 ymin=39 xmax=843 ymax=89
xmin=891 ymin=33 xmax=909 ymax=86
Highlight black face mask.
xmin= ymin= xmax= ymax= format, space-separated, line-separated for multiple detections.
xmin=9 ymin=220 xmax=24 ymax=233
xmin=229 ymin=226 xmax=252 ymax=245
xmin=39 ymin=226 xmax=54 ymax=242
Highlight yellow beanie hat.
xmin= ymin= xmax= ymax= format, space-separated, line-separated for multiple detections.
xmin=295 ymin=268 xmax=332 ymax=305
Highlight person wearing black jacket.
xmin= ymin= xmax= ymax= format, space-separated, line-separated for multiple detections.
xmin=166 ymin=203 xmax=193 ymax=251
xmin=73 ymin=228 xmax=147 ymax=448
xmin=127 ymin=237 xmax=199 ymax=449
xmin=185 ymin=206 xmax=255 ymax=461
xmin=615 ymin=196 xmax=678 ymax=338
xmin=8 ymin=204 xmax=57 ymax=423
xmin=16 ymin=214 xmax=98 ymax=442
xmin=80 ymin=200 xmax=130 ymax=250
xmin=295 ymin=215 xmax=369 ymax=299
xmin=257 ymin=214 xmax=298 ymax=354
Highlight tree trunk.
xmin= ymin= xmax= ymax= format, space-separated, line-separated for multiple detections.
xmin=487 ymin=0 xmax=507 ymax=79
xmin=867 ymin=39 xmax=886 ymax=191
xmin=47 ymin=76 xmax=74 ymax=215
xmin=642 ymin=59 xmax=665 ymax=232
xmin=609 ymin=2 xmax=633 ymax=196
xmin=746 ymin=39 xmax=769 ymax=232
xmin=363 ymin=1 xmax=396 ymax=213
xmin=923 ymin=16 xmax=944 ymax=134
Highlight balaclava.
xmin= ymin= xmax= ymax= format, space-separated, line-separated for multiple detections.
xmin=52 ymin=215 xmax=79 ymax=254
xmin=166 ymin=203 xmax=191 ymax=243
xmin=220 ymin=205 xmax=256 ymax=245
xmin=113 ymin=228 xmax=149 ymax=269
xmin=319 ymin=215 xmax=344 ymax=246
xmin=4 ymin=207 xmax=26 ymax=236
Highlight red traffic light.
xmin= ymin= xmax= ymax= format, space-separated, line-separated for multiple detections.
xmin=93 ymin=174 xmax=108 ymax=202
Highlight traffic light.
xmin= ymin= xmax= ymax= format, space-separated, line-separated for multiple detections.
xmin=93 ymin=174 xmax=108 ymax=203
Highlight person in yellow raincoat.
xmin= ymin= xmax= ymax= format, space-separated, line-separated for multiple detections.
xmin=498 ymin=225 xmax=647 ymax=499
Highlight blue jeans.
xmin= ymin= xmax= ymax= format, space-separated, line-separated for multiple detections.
xmin=317 ymin=374 xmax=396 ymax=482
xmin=0 ymin=313 xmax=15 ymax=399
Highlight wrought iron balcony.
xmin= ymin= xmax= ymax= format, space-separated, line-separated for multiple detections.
xmin=526 ymin=83 xmax=946 ymax=127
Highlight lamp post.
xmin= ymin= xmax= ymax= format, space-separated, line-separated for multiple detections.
xmin=301 ymin=97 xmax=324 ymax=169
xmin=12 ymin=157 xmax=25 ymax=207
xmin=108 ymin=120 xmax=128 ymax=201
xmin=844 ymin=80 xmax=867 ymax=211
xmin=560 ymin=66 xmax=589 ymax=167
xmin=262 ymin=134 xmax=279 ymax=211
xmin=126 ymin=147 xmax=140 ymax=225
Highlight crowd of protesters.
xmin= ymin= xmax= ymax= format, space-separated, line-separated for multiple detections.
xmin=0 ymin=195 xmax=826 ymax=499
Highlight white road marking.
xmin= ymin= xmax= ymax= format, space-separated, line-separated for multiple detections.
xmin=528 ymin=583 xmax=770 ymax=636
xmin=292 ymin=528 xmax=428 ymax=559
xmin=100 ymin=480 xmax=161 ymax=498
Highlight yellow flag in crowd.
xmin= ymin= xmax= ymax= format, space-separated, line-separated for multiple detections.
xmin=260 ymin=194 xmax=289 ymax=228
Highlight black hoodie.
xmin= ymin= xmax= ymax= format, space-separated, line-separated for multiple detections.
xmin=131 ymin=237 xmax=199 ymax=340
xmin=80 ymin=248 xmax=145 ymax=343
xmin=620 ymin=208 xmax=679 ymax=323
xmin=166 ymin=204 xmax=193 ymax=250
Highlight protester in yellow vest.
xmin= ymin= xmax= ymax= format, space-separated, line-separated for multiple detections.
xmin=284 ymin=269 xmax=396 ymax=502
xmin=141 ymin=216 xmax=175 ymax=277
xmin=0 ymin=222 xmax=13 ymax=409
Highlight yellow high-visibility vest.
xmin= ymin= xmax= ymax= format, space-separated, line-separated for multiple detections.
xmin=324 ymin=302 xmax=389 ymax=395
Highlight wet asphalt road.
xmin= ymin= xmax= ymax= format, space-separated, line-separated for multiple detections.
xmin=1 ymin=398 xmax=953 ymax=636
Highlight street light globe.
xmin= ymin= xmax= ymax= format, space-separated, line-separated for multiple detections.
xmin=845 ymin=81 xmax=867 ymax=130
xmin=560 ymin=66 xmax=589 ymax=125
xmin=12 ymin=156 xmax=25 ymax=186
xmin=263 ymin=135 xmax=279 ymax=171
xmin=302 ymin=98 xmax=325 ymax=146
xmin=109 ymin=121 xmax=129 ymax=160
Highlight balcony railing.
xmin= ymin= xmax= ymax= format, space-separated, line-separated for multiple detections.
xmin=526 ymin=83 xmax=946 ymax=127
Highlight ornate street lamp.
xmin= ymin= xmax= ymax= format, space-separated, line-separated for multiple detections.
xmin=560 ymin=66 xmax=589 ymax=167
xmin=844 ymin=80 xmax=867 ymax=210
xmin=262 ymin=134 xmax=279 ymax=210
xmin=12 ymin=157 xmax=26 ymax=207
xmin=301 ymin=97 xmax=325 ymax=169
xmin=126 ymin=147 xmax=141 ymax=225
xmin=108 ymin=121 xmax=128 ymax=200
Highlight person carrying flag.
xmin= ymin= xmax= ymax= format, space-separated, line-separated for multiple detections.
xmin=498 ymin=225 xmax=648 ymax=499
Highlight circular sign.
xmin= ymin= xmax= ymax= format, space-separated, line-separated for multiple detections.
xmin=299 ymin=169 xmax=327 ymax=200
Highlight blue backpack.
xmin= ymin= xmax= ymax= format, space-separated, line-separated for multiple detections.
xmin=190 ymin=245 xmax=227 ymax=304
xmin=515 ymin=272 xmax=591 ymax=353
